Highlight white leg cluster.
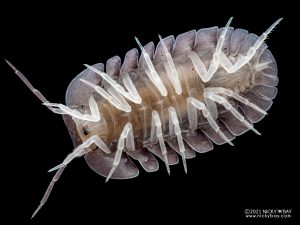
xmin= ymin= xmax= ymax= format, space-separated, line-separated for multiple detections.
xmin=135 ymin=37 xmax=168 ymax=97
xmin=106 ymin=122 xmax=135 ymax=182
xmin=80 ymin=65 xmax=143 ymax=113
xmin=220 ymin=18 xmax=282 ymax=73
xmin=80 ymin=78 xmax=131 ymax=112
xmin=168 ymin=107 xmax=187 ymax=173
xmin=187 ymin=97 xmax=234 ymax=146
xmin=44 ymin=95 xmax=101 ymax=122
xmin=158 ymin=34 xmax=182 ymax=95
xmin=204 ymin=89 xmax=261 ymax=135
xmin=83 ymin=64 xmax=142 ymax=104
xmin=150 ymin=110 xmax=170 ymax=175
xmin=32 ymin=135 xmax=110 ymax=218
xmin=188 ymin=17 xmax=233 ymax=83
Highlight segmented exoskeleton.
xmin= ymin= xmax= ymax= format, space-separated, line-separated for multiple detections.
xmin=6 ymin=17 xmax=281 ymax=218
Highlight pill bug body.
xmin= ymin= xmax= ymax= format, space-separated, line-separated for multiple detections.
xmin=6 ymin=17 xmax=281 ymax=217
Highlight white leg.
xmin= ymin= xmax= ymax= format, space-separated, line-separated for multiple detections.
xmin=220 ymin=18 xmax=283 ymax=73
xmin=151 ymin=111 xmax=170 ymax=175
xmin=168 ymin=107 xmax=187 ymax=173
xmin=205 ymin=92 xmax=261 ymax=135
xmin=188 ymin=17 xmax=233 ymax=82
xmin=31 ymin=135 xmax=110 ymax=218
xmin=84 ymin=64 xmax=142 ymax=104
xmin=106 ymin=122 xmax=135 ymax=182
xmin=187 ymin=97 xmax=234 ymax=146
xmin=43 ymin=95 xmax=101 ymax=122
xmin=158 ymin=34 xmax=182 ymax=95
xmin=205 ymin=87 xmax=267 ymax=115
xmin=80 ymin=78 xmax=132 ymax=113
xmin=135 ymin=37 xmax=168 ymax=96
xmin=204 ymin=96 xmax=218 ymax=120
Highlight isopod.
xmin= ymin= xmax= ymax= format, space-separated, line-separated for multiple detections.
xmin=6 ymin=17 xmax=282 ymax=218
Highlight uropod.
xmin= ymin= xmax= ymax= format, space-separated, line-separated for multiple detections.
xmin=6 ymin=17 xmax=282 ymax=218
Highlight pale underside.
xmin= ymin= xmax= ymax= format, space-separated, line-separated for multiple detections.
xmin=58 ymin=18 xmax=279 ymax=181
xmin=6 ymin=18 xmax=281 ymax=218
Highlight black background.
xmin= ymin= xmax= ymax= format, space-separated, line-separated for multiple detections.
xmin=1 ymin=2 xmax=298 ymax=225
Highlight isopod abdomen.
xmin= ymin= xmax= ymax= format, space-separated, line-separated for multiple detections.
xmin=6 ymin=17 xmax=281 ymax=218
